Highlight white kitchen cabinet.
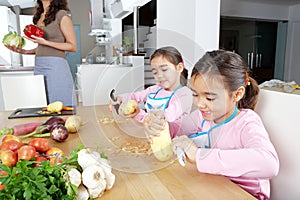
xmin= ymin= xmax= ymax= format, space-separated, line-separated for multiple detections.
xmin=77 ymin=56 xmax=144 ymax=106
xmin=0 ymin=70 xmax=35 ymax=111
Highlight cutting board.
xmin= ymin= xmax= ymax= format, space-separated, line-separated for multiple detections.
xmin=8 ymin=107 xmax=76 ymax=119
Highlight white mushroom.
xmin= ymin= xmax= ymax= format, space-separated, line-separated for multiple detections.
xmin=76 ymin=185 xmax=89 ymax=200
xmin=82 ymin=164 xmax=106 ymax=189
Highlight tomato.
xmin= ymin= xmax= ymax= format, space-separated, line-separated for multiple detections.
xmin=46 ymin=147 xmax=64 ymax=165
xmin=29 ymin=138 xmax=51 ymax=152
xmin=33 ymin=156 xmax=48 ymax=167
xmin=1 ymin=135 xmax=22 ymax=144
xmin=17 ymin=145 xmax=36 ymax=161
xmin=0 ymin=170 xmax=9 ymax=190
xmin=0 ymin=150 xmax=17 ymax=167
xmin=0 ymin=140 xmax=22 ymax=152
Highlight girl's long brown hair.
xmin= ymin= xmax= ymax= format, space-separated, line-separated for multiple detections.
xmin=191 ymin=50 xmax=260 ymax=110
xmin=33 ymin=0 xmax=70 ymax=26
xmin=151 ymin=46 xmax=188 ymax=86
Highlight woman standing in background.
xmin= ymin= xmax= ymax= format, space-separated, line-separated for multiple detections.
xmin=6 ymin=0 xmax=77 ymax=106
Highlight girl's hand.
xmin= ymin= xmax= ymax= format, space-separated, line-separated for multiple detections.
xmin=120 ymin=105 xmax=140 ymax=118
xmin=172 ymin=135 xmax=198 ymax=163
xmin=144 ymin=111 xmax=166 ymax=138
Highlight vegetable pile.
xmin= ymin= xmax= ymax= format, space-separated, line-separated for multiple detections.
xmin=23 ymin=24 xmax=44 ymax=39
xmin=0 ymin=136 xmax=115 ymax=200
xmin=0 ymin=115 xmax=82 ymax=143
xmin=2 ymin=31 xmax=26 ymax=48
xmin=38 ymin=101 xmax=75 ymax=115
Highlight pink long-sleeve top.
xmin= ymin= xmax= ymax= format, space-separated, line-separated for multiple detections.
xmin=120 ymin=85 xmax=193 ymax=138
xmin=177 ymin=108 xmax=279 ymax=199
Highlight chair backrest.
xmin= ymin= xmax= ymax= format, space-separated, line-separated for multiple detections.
xmin=0 ymin=75 xmax=48 ymax=111
xmin=255 ymin=89 xmax=300 ymax=200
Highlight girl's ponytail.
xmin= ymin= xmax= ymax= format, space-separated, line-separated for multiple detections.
xmin=238 ymin=77 xmax=260 ymax=110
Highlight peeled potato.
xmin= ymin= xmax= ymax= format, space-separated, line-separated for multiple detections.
xmin=149 ymin=122 xmax=173 ymax=162
xmin=47 ymin=101 xmax=63 ymax=113
xmin=120 ymin=100 xmax=138 ymax=115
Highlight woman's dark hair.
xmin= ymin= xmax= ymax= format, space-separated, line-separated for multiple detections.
xmin=150 ymin=46 xmax=188 ymax=86
xmin=191 ymin=50 xmax=259 ymax=110
xmin=33 ymin=0 xmax=70 ymax=26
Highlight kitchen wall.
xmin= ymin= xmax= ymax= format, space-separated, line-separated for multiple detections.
xmin=221 ymin=0 xmax=300 ymax=84
xmin=68 ymin=0 xmax=95 ymax=59
xmin=285 ymin=4 xmax=300 ymax=84
xmin=154 ymin=0 xmax=220 ymax=72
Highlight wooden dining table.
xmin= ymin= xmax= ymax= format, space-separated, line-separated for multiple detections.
xmin=0 ymin=104 xmax=256 ymax=200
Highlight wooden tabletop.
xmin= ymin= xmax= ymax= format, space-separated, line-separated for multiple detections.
xmin=0 ymin=105 xmax=255 ymax=200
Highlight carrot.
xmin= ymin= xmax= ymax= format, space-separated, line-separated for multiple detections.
xmin=62 ymin=106 xmax=74 ymax=111
xmin=0 ymin=122 xmax=42 ymax=136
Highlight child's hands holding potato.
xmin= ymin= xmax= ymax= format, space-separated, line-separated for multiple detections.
xmin=120 ymin=100 xmax=140 ymax=118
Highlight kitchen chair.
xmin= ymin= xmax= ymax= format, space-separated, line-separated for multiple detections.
xmin=0 ymin=74 xmax=48 ymax=111
xmin=255 ymin=89 xmax=300 ymax=200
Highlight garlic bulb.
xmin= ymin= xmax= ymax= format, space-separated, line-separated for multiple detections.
xmin=68 ymin=168 xmax=82 ymax=187
xmin=77 ymin=149 xmax=99 ymax=169
xmin=82 ymin=165 xmax=106 ymax=189
xmin=76 ymin=185 xmax=89 ymax=200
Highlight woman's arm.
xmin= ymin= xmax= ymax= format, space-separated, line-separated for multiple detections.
xmin=26 ymin=15 xmax=77 ymax=52
xmin=5 ymin=45 xmax=36 ymax=55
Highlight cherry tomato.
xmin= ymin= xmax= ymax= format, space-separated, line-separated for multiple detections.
xmin=1 ymin=135 xmax=22 ymax=144
xmin=46 ymin=147 xmax=64 ymax=165
xmin=0 ymin=170 xmax=9 ymax=190
xmin=0 ymin=149 xmax=17 ymax=167
xmin=17 ymin=145 xmax=36 ymax=161
xmin=0 ymin=140 xmax=23 ymax=152
xmin=29 ymin=138 xmax=51 ymax=152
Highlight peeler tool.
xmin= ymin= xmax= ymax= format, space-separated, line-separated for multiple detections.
xmin=176 ymin=147 xmax=186 ymax=167
xmin=110 ymin=89 xmax=120 ymax=115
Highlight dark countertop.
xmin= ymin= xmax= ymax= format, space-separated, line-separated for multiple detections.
xmin=0 ymin=66 xmax=34 ymax=72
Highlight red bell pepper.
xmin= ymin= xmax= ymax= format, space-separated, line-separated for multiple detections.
xmin=23 ymin=24 xmax=44 ymax=39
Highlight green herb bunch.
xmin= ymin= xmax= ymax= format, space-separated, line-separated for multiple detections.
xmin=0 ymin=143 xmax=85 ymax=200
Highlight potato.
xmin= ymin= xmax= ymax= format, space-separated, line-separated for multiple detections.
xmin=120 ymin=100 xmax=138 ymax=115
xmin=47 ymin=101 xmax=63 ymax=113
xmin=65 ymin=115 xmax=82 ymax=133
xmin=150 ymin=122 xmax=173 ymax=162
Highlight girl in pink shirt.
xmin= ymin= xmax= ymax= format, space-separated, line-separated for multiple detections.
xmin=110 ymin=46 xmax=193 ymax=138
xmin=171 ymin=50 xmax=279 ymax=199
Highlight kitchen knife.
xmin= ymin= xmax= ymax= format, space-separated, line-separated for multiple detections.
xmin=110 ymin=89 xmax=120 ymax=115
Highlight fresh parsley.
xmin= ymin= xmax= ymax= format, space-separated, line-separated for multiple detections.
xmin=0 ymin=143 xmax=84 ymax=200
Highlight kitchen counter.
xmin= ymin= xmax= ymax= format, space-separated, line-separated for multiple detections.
xmin=0 ymin=66 xmax=34 ymax=72
xmin=0 ymin=105 xmax=255 ymax=200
